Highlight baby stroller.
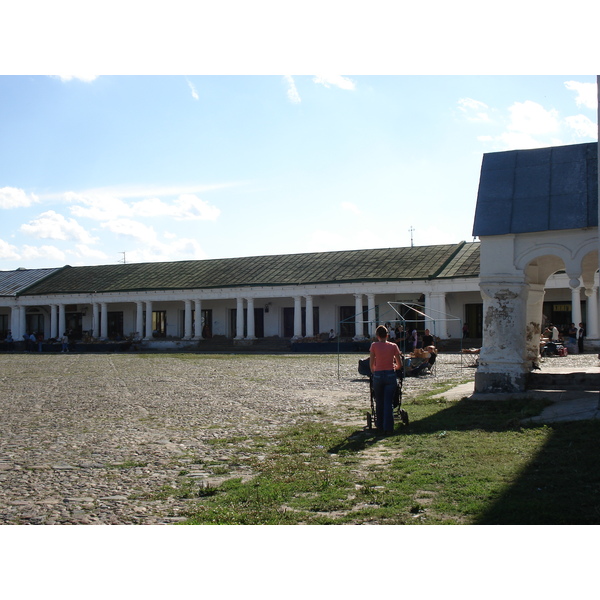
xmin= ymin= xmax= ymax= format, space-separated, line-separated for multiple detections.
xmin=358 ymin=358 xmax=409 ymax=431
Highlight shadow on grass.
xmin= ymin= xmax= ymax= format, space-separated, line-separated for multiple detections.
xmin=330 ymin=395 xmax=600 ymax=524
xmin=475 ymin=420 xmax=600 ymax=524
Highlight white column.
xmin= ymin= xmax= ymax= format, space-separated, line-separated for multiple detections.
xmin=50 ymin=304 xmax=58 ymax=339
xmin=586 ymin=286 xmax=599 ymax=338
xmin=19 ymin=305 xmax=26 ymax=339
xmin=235 ymin=298 xmax=244 ymax=339
xmin=305 ymin=295 xmax=314 ymax=338
xmin=367 ymin=294 xmax=376 ymax=338
xmin=92 ymin=302 xmax=100 ymax=338
xmin=183 ymin=300 xmax=193 ymax=339
xmin=144 ymin=300 xmax=153 ymax=340
xmin=193 ymin=299 xmax=203 ymax=340
xmin=11 ymin=305 xmax=22 ymax=340
xmin=58 ymin=304 xmax=66 ymax=338
xmin=246 ymin=297 xmax=256 ymax=339
xmin=135 ymin=301 xmax=143 ymax=339
xmin=570 ymin=279 xmax=582 ymax=329
xmin=354 ymin=293 xmax=363 ymax=339
xmin=293 ymin=296 xmax=302 ymax=339
xmin=525 ymin=284 xmax=545 ymax=365
xmin=100 ymin=302 xmax=108 ymax=338
xmin=427 ymin=292 xmax=448 ymax=338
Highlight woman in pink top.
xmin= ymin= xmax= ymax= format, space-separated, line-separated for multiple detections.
xmin=369 ymin=325 xmax=403 ymax=435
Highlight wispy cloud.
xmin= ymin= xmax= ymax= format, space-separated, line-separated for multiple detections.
xmin=68 ymin=192 xmax=221 ymax=222
xmin=53 ymin=75 xmax=98 ymax=83
xmin=0 ymin=187 xmax=39 ymax=209
xmin=457 ymin=97 xmax=491 ymax=122
xmin=313 ymin=76 xmax=356 ymax=91
xmin=186 ymin=78 xmax=199 ymax=100
xmin=341 ymin=201 xmax=361 ymax=215
xmin=284 ymin=75 xmax=301 ymax=103
xmin=564 ymin=80 xmax=597 ymax=109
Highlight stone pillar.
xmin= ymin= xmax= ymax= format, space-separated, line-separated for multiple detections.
xmin=235 ymin=298 xmax=244 ymax=339
xmin=100 ymin=302 xmax=108 ymax=338
xmin=193 ymin=299 xmax=203 ymax=340
xmin=183 ymin=300 xmax=193 ymax=340
xmin=58 ymin=304 xmax=66 ymax=338
xmin=525 ymin=284 xmax=545 ymax=366
xmin=305 ymin=296 xmax=314 ymax=338
xmin=354 ymin=293 xmax=363 ymax=339
xmin=135 ymin=301 xmax=143 ymax=339
xmin=92 ymin=302 xmax=100 ymax=338
xmin=293 ymin=296 xmax=302 ymax=339
xmin=475 ymin=277 xmax=530 ymax=393
xmin=50 ymin=304 xmax=58 ymax=339
xmin=246 ymin=298 xmax=256 ymax=340
xmin=367 ymin=294 xmax=376 ymax=338
xmin=144 ymin=301 xmax=153 ymax=340
xmin=586 ymin=286 xmax=599 ymax=339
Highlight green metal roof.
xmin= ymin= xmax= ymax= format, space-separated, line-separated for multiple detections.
xmin=19 ymin=242 xmax=481 ymax=296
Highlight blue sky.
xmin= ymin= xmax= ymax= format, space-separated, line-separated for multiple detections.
xmin=0 ymin=74 xmax=597 ymax=270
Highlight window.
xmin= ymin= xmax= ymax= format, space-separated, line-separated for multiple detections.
xmin=152 ymin=311 xmax=167 ymax=338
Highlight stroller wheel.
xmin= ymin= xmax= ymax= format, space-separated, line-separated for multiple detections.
xmin=400 ymin=409 xmax=409 ymax=426
xmin=366 ymin=412 xmax=373 ymax=430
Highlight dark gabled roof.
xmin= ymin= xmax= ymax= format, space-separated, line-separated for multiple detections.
xmin=19 ymin=242 xmax=480 ymax=296
xmin=473 ymin=142 xmax=598 ymax=237
xmin=0 ymin=267 xmax=62 ymax=296
xmin=436 ymin=242 xmax=480 ymax=278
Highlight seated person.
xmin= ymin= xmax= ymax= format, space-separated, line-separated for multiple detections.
xmin=405 ymin=348 xmax=433 ymax=376
xmin=328 ymin=329 xmax=336 ymax=341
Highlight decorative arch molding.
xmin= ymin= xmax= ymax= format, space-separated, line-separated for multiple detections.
xmin=515 ymin=233 xmax=599 ymax=282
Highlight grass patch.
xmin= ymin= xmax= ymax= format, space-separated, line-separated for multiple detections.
xmin=181 ymin=394 xmax=600 ymax=525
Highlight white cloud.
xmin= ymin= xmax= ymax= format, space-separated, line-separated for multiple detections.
xmin=284 ymin=76 xmax=301 ymax=104
xmin=186 ymin=78 xmax=199 ymax=100
xmin=68 ymin=192 xmax=220 ymax=221
xmin=0 ymin=187 xmax=39 ymax=209
xmin=68 ymin=193 xmax=132 ymax=220
xmin=53 ymin=75 xmax=98 ymax=82
xmin=457 ymin=97 xmax=491 ymax=122
xmin=20 ymin=210 xmax=98 ymax=244
xmin=507 ymin=100 xmax=560 ymax=136
xmin=72 ymin=244 xmax=109 ymax=261
xmin=565 ymin=114 xmax=597 ymax=139
xmin=341 ymin=201 xmax=361 ymax=215
xmin=20 ymin=244 xmax=66 ymax=262
xmin=0 ymin=238 xmax=20 ymax=260
xmin=119 ymin=237 xmax=207 ymax=264
xmin=134 ymin=194 xmax=221 ymax=220
xmin=313 ymin=75 xmax=356 ymax=91
xmin=100 ymin=219 xmax=158 ymax=242
xmin=564 ymin=80 xmax=597 ymax=109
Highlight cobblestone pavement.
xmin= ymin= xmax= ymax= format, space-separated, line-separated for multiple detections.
xmin=1 ymin=351 xmax=596 ymax=525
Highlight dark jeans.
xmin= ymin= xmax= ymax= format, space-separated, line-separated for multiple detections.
xmin=372 ymin=370 xmax=397 ymax=433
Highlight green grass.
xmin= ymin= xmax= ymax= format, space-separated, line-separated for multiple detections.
xmin=178 ymin=392 xmax=600 ymax=525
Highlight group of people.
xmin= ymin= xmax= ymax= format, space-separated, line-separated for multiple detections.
xmin=368 ymin=324 xmax=438 ymax=435
xmin=1 ymin=330 xmax=72 ymax=353
xmin=541 ymin=322 xmax=585 ymax=355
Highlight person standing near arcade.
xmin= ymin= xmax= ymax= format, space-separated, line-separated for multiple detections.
xmin=369 ymin=325 xmax=403 ymax=435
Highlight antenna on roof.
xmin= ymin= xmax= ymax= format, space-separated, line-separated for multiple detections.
xmin=408 ymin=226 xmax=415 ymax=248
xmin=119 ymin=252 xmax=127 ymax=264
